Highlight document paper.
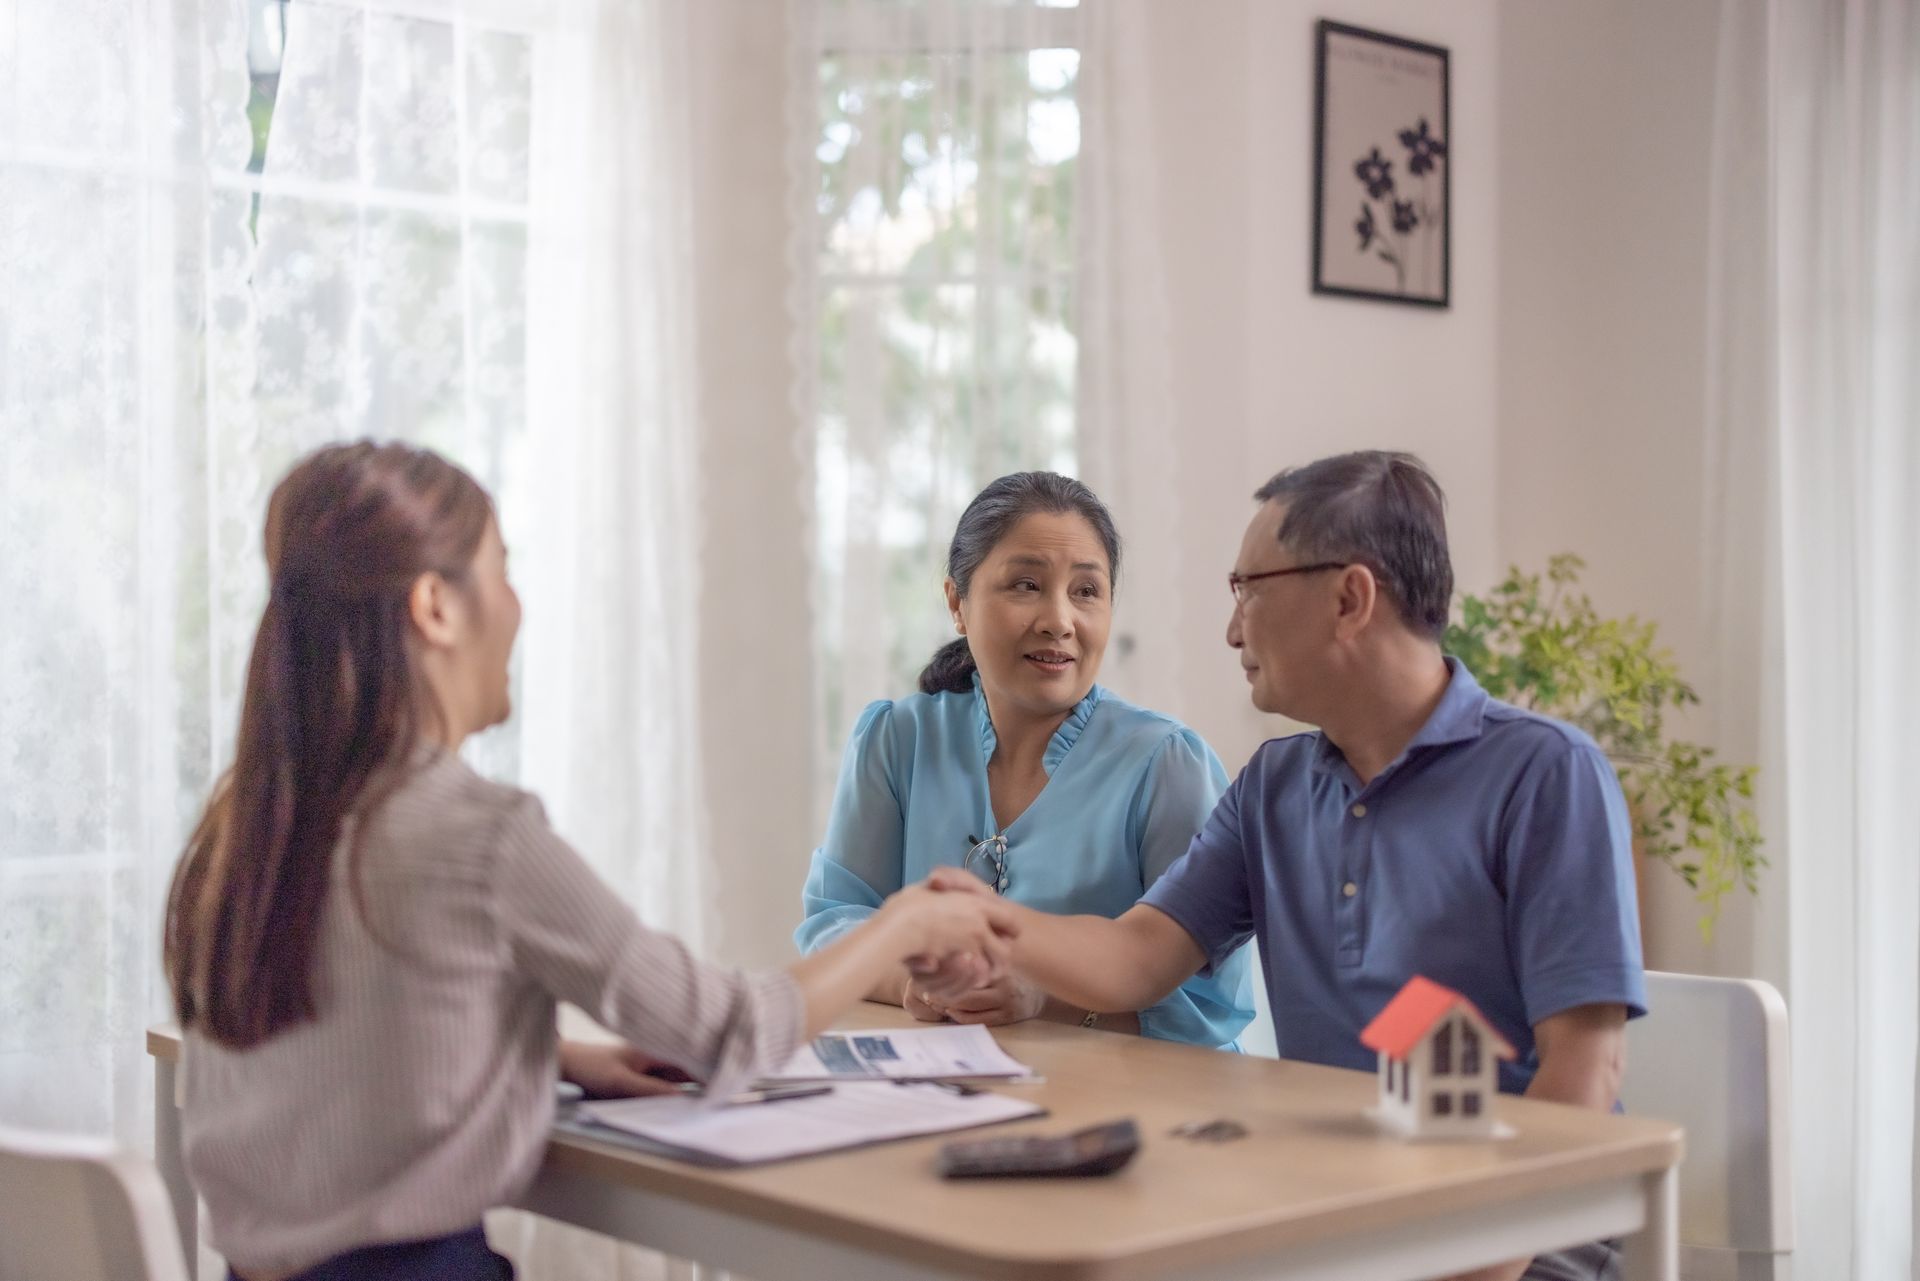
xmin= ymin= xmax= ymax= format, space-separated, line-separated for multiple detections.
xmin=578 ymin=1082 xmax=1043 ymax=1166
xmin=763 ymin=1025 xmax=1032 ymax=1082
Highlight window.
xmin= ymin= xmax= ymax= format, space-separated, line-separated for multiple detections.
xmin=1432 ymin=1022 xmax=1454 ymax=1076
xmin=1463 ymin=1091 xmax=1482 ymax=1118
xmin=1462 ymin=1023 xmax=1481 ymax=1075
xmin=1433 ymin=1092 xmax=1453 ymax=1117
xmin=226 ymin=0 xmax=538 ymax=786
xmin=0 ymin=0 xmax=539 ymax=1139
xmin=1401 ymin=1061 xmax=1410 ymax=1103
xmin=802 ymin=1 xmax=1084 ymax=768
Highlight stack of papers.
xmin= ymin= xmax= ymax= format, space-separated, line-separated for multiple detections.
xmin=576 ymin=1082 xmax=1044 ymax=1167
xmin=762 ymin=1025 xmax=1033 ymax=1083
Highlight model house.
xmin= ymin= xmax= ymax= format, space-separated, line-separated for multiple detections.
xmin=1362 ymin=976 xmax=1516 ymax=1139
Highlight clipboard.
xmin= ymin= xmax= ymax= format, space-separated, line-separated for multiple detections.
xmin=559 ymin=1081 xmax=1047 ymax=1168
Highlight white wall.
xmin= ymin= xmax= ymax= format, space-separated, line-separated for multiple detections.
xmin=688 ymin=3 xmax=816 ymax=969
xmin=1494 ymin=0 xmax=1776 ymax=980
xmin=1133 ymin=0 xmax=1502 ymax=771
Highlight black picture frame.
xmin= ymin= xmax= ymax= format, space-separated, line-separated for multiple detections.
xmin=1312 ymin=20 xmax=1451 ymax=308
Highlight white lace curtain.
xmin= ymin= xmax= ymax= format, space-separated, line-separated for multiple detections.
xmin=1 ymin=0 xmax=254 ymax=1146
xmin=1705 ymin=0 xmax=1920 ymax=1276
xmin=1767 ymin=1 xmax=1920 ymax=1276
xmin=789 ymin=0 xmax=1090 ymax=794
xmin=0 ymin=0 xmax=709 ymax=1175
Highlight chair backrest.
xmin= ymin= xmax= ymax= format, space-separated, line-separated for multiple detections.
xmin=0 ymin=1125 xmax=190 ymax=1281
xmin=1620 ymin=970 xmax=1793 ymax=1260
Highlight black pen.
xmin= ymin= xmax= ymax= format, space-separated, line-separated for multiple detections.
xmin=718 ymin=1084 xmax=833 ymax=1107
xmin=889 ymin=1078 xmax=984 ymax=1096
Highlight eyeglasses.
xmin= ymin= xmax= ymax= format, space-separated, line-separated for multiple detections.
xmin=1227 ymin=562 xmax=1349 ymax=604
xmin=963 ymin=833 xmax=1008 ymax=894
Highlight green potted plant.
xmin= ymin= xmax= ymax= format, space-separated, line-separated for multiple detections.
xmin=1445 ymin=554 xmax=1763 ymax=938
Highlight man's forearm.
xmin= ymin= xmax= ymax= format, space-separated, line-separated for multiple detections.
xmin=1524 ymin=1049 xmax=1622 ymax=1111
xmin=1525 ymin=1005 xmax=1627 ymax=1111
xmin=1004 ymin=903 xmax=1196 ymax=1013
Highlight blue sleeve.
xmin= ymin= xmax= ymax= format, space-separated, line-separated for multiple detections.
xmin=1129 ymin=730 xmax=1256 ymax=1049
xmin=1499 ymin=740 xmax=1647 ymax=1024
xmin=1138 ymin=756 xmax=1257 ymax=980
xmin=794 ymin=701 xmax=905 ymax=955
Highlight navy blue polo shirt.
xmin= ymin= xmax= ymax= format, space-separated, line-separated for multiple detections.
xmin=1142 ymin=659 xmax=1645 ymax=1094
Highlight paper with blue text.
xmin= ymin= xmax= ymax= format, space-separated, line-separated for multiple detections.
xmin=763 ymin=1025 xmax=1032 ymax=1083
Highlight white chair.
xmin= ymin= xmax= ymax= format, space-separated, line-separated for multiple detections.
xmin=1620 ymin=971 xmax=1793 ymax=1281
xmin=0 ymin=1125 xmax=191 ymax=1281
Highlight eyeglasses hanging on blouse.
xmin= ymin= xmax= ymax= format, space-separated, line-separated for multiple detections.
xmin=963 ymin=833 xmax=1008 ymax=894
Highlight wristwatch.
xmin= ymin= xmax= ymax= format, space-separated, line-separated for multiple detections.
xmin=1080 ymin=1010 xmax=1100 ymax=1030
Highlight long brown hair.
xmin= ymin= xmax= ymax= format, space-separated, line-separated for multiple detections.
xmin=165 ymin=441 xmax=494 ymax=1048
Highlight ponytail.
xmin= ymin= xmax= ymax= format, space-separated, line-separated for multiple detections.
xmin=917 ymin=637 xmax=977 ymax=695
xmin=166 ymin=442 xmax=492 ymax=1049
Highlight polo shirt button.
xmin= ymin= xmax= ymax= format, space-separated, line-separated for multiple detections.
xmin=1342 ymin=881 xmax=1358 ymax=898
xmin=1350 ymin=803 xmax=1368 ymax=818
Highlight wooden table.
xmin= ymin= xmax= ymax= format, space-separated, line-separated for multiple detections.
xmin=149 ymin=1008 xmax=1681 ymax=1280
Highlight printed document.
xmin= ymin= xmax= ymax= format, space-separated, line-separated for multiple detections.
xmin=578 ymin=1081 xmax=1043 ymax=1166
xmin=762 ymin=1025 xmax=1032 ymax=1082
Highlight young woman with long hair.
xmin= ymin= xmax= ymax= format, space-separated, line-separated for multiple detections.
xmin=165 ymin=441 xmax=1014 ymax=1281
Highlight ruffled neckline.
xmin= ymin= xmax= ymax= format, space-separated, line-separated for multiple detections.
xmin=970 ymin=670 xmax=1104 ymax=776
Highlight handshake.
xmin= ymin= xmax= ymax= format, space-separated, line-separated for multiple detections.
xmin=879 ymin=868 xmax=1043 ymax=1026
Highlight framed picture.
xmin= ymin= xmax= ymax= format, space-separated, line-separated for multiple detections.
xmin=1312 ymin=20 xmax=1450 ymax=308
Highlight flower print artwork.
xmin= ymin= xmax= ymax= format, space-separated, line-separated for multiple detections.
xmin=1348 ymin=118 xmax=1446 ymax=292
xmin=1314 ymin=22 xmax=1450 ymax=306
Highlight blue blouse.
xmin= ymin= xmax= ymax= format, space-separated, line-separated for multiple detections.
xmin=796 ymin=677 xmax=1255 ymax=1049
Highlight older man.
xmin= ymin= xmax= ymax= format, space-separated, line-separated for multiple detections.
xmin=929 ymin=451 xmax=1642 ymax=1281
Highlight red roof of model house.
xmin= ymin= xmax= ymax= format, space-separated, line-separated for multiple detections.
xmin=1360 ymin=976 xmax=1518 ymax=1062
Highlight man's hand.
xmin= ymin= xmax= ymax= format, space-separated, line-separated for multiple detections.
xmin=558 ymin=1040 xmax=691 ymax=1099
xmin=880 ymin=883 xmax=1018 ymax=997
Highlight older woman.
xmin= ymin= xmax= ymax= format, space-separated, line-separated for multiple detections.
xmin=797 ymin=472 xmax=1253 ymax=1047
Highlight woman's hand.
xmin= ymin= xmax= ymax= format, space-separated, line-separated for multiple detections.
xmin=939 ymin=972 xmax=1048 ymax=1027
xmin=558 ymin=1040 xmax=693 ymax=1100
xmin=901 ymin=980 xmax=950 ymax=1022
xmin=877 ymin=883 xmax=1020 ymax=1001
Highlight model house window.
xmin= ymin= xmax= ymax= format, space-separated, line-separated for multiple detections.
xmin=1463 ymin=1091 xmax=1482 ymax=1117
xmin=1401 ymin=1062 xmax=1410 ymax=1102
xmin=801 ymin=1 xmax=1084 ymax=763
xmin=1462 ymin=1023 xmax=1481 ymax=1075
xmin=1432 ymin=1022 xmax=1454 ymax=1075
xmin=1433 ymin=1092 xmax=1453 ymax=1116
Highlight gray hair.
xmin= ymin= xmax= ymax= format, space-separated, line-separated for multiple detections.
xmin=1252 ymin=451 xmax=1452 ymax=639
